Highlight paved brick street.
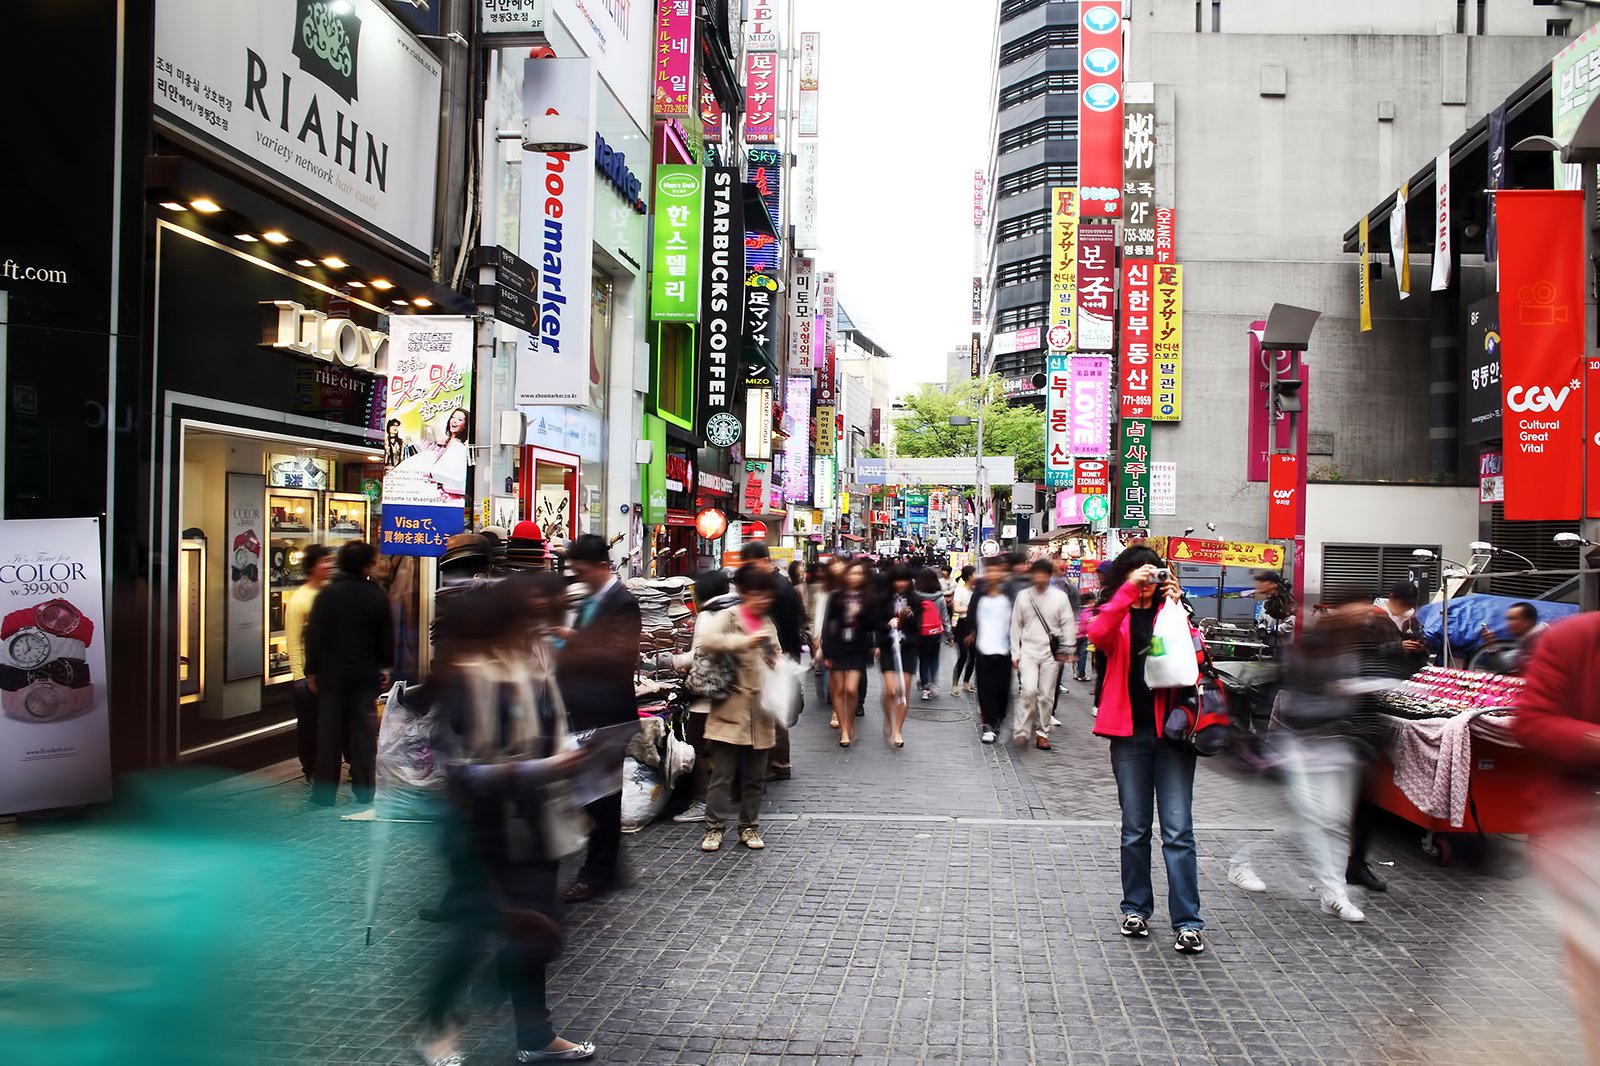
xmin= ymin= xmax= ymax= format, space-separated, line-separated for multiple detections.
xmin=1 ymin=674 xmax=1584 ymax=1064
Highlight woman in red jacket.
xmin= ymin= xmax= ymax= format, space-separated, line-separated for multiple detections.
xmin=1087 ymin=545 xmax=1207 ymax=955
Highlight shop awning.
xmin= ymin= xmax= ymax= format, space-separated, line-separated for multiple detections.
xmin=840 ymin=533 xmax=866 ymax=543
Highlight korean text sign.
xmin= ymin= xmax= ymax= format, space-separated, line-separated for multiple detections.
xmin=1120 ymin=260 xmax=1154 ymax=419
xmin=650 ymin=166 xmax=702 ymax=322
xmin=1070 ymin=356 xmax=1112 ymax=457
xmin=1152 ymin=264 xmax=1183 ymax=421
xmin=382 ymin=316 xmax=474 ymax=555
xmin=1116 ymin=418 xmax=1151 ymax=528
xmin=1045 ymin=354 xmax=1072 ymax=488
xmin=1122 ymin=93 xmax=1156 ymax=257
xmin=1076 ymin=224 xmax=1116 ymax=352
xmin=653 ymin=0 xmax=695 ymax=117
xmin=1049 ymin=187 xmax=1079 ymax=352
xmin=1077 ymin=3 xmax=1124 ymax=217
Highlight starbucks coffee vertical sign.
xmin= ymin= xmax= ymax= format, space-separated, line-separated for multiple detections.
xmin=0 ymin=518 xmax=112 ymax=814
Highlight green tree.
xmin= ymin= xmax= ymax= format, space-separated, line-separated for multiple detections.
xmin=890 ymin=376 xmax=1046 ymax=481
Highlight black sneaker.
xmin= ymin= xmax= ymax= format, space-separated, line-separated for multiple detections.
xmin=1118 ymin=913 xmax=1150 ymax=938
xmin=1174 ymin=929 xmax=1206 ymax=954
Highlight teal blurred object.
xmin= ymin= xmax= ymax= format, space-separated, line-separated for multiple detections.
xmin=0 ymin=771 xmax=277 ymax=1065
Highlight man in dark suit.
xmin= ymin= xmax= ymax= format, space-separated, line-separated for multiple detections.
xmin=556 ymin=533 xmax=641 ymax=903
xmin=739 ymin=542 xmax=806 ymax=779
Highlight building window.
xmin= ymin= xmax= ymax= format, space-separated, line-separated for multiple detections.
xmin=995 ymin=257 xmax=1049 ymax=287
xmin=998 ymin=162 xmax=1079 ymax=198
xmin=996 ymin=305 xmax=1046 ymax=331
xmin=999 ymin=116 xmax=1080 ymax=153
xmin=999 ymin=0 xmax=1050 ymax=23
xmin=997 ymin=209 xmax=1051 ymax=243
xmin=1549 ymin=18 xmax=1572 ymax=36
xmin=999 ymin=25 xmax=1077 ymax=66
xmin=999 ymin=71 xmax=1078 ymax=110
xmin=1212 ymin=0 xmax=1221 ymax=32
xmin=1455 ymin=0 xmax=1466 ymax=33
xmin=1476 ymin=0 xmax=1485 ymax=33
xmin=1194 ymin=0 xmax=1202 ymax=32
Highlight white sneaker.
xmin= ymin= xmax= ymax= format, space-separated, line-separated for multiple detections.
xmin=1228 ymin=864 xmax=1267 ymax=893
xmin=981 ymin=729 xmax=997 ymax=744
xmin=671 ymin=802 xmax=707 ymax=824
xmin=1320 ymin=892 xmax=1366 ymax=923
xmin=1050 ymin=715 xmax=1062 ymax=727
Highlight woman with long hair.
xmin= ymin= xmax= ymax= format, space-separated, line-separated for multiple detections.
xmin=820 ymin=559 xmax=878 ymax=747
xmin=876 ymin=565 xmax=919 ymax=747
xmin=913 ymin=567 xmax=951 ymax=701
xmin=950 ymin=564 xmax=977 ymax=695
xmin=1086 ymin=545 xmax=1207 ymax=955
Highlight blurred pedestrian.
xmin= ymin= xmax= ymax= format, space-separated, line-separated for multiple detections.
xmin=1514 ymin=610 xmax=1600 ymax=1063
xmin=304 ymin=540 xmax=392 ymax=808
xmin=417 ymin=576 xmax=598 ymax=1065
xmin=285 ymin=543 xmax=333 ymax=782
xmin=820 ymin=559 xmax=878 ymax=747
xmin=1012 ymin=558 xmax=1075 ymax=751
xmin=877 ymin=565 xmax=919 ymax=747
xmin=739 ymin=542 xmax=804 ymax=780
xmin=950 ymin=565 xmax=978 ymax=695
xmin=1088 ymin=546 xmax=1207 ymax=954
xmin=555 ymin=534 xmax=641 ymax=904
xmin=1370 ymin=580 xmax=1428 ymax=675
xmin=671 ymin=570 xmax=736 ymax=825
xmin=697 ymin=565 xmax=781 ymax=852
xmin=913 ymin=567 xmax=951 ymax=701
xmin=971 ymin=563 xmax=1015 ymax=745
xmin=1252 ymin=569 xmax=1297 ymax=657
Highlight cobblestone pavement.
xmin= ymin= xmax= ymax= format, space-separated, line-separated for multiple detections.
xmin=1 ymin=670 xmax=1584 ymax=1064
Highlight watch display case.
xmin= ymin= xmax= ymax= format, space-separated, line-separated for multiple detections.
xmin=266 ymin=488 xmax=318 ymax=686
xmin=325 ymin=493 xmax=372 ymax=542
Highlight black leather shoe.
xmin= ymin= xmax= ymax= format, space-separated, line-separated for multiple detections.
xmin=561 ymin=880 xmax=610 ymax=904
xmin=1346 ymin=862 xmax=1389 ymax=892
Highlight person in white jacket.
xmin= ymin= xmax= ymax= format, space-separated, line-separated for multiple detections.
xmin=1011 ymin=558 xmax=1077 ymax=750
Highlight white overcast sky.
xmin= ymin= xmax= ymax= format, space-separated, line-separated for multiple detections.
xmin=800 ymin=0 xmax=997 ymax=395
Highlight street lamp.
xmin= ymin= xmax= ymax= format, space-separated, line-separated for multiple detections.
xmin=1469 ymin=540 xmax=1536 ymax=570
xmin=1414 ymin=548 xmax=1477 ymax=665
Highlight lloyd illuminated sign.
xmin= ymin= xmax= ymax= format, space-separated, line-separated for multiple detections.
xmin=261 ymin=300 xmax=385 ymax=374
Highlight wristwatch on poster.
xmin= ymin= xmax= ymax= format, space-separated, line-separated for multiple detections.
xmin=3 ymin=632 xmax=88 ymax=670
xmin=1 ymin=599 xmax=94 ymax=646
xmin=0 ymin=657 xmax=90 ymax=691
xmin=2 ymin=680 xmax=96 ymax=723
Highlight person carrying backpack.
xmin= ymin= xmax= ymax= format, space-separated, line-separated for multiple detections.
xmin=913 ymin=567 xmax=952 ymax=701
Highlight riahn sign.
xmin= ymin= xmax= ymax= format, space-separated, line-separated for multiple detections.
xmin=153 ymin=0 xmax=443 ymax=260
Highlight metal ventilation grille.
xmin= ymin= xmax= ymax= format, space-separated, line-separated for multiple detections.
xmin=1487 ymin=504 xmax=1579 ymax=598
xmin=1320 ymin=543 xmax=1442 ymax=603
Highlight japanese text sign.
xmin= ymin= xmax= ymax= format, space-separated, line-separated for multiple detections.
xmin=743 ymin=48 xmax=777 ymax=143
xmin=1119 ymin=259 xmax=1154 ymax=419
xmin=653 ymin=0 xmax=695 ymax=118
xmin=1049 ymin=187 xmax=1079 ymax=353
xmin=381 ymin=315 xmax=474 ymax=554
xmin=1152 ymin=264 xmax=1183 ymax=422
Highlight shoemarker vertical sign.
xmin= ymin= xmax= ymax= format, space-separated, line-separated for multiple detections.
xmin=519 ymin=57 xmax=595 ymax=406
xmin=0 ymin=517 xmax=112 ymax=814
xmin=1496 ymin=190 xmax=1585 ymax=520
xmin=382 ymin=316 xmax=475 ymax=555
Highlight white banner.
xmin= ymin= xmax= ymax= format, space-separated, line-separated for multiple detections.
xmin=1150 ymin=461 xmax=1177 ymax=515
xmin=153 ymin=0 xmax=442 ymax=259
xmin=519 ymin=57 xmax=595 ymax=406
xmin=1390 ymin=182 xmax=1410 ymax=300
xmin=798 ymin=32 xmax=820 ymax=136
xmin=0 ymin=519 xmax=112 ymax=814
xmin=794 ymin=142 xmax=820 ymax=250
xmin=1432 ymin=151 xmax=1451 ymax=292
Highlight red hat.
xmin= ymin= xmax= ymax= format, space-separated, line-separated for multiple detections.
xmin=510 ymin=520 xmax=544 ymax=543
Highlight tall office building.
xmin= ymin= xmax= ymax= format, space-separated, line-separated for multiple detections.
xmin=984 ymin=0 xmax=1079 ymax=404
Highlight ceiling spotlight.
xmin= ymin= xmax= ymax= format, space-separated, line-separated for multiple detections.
xmin=392 ymin=299 xmax=410 ymax=307
xmin=234 ymin=233 xmax=259 ymax=242
xmin=321 ymin=257 xmax=347 ymax=269
xmin=189 ymin=198 xmax=221 ymax=213
xmin=346 ymin=280 xmax=368 ymax=288
xmin=295 ymin=258 xmax=316 ymax=267
xmin=370 ymin=279 xmax=394 ymax=290
xmin=261 ymin=230 xmax=289 ymax=244
xmin=159 ymin=201 xmax=188 ymax=212
xmin=412 ymin=297 xmax=433 ymax=308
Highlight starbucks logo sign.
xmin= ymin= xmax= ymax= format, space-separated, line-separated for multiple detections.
xmin=705 ymin=412 xmax=743 ymax=448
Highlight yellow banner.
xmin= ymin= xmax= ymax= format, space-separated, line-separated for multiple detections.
xmin=814 ymin=405 xmax=835 ymax=456
xmin=1359 ymin=215 xmax=1372 ymax=332
xmin=1152 ymin=264 xmax=1183 ymax=422
xmin=1049 ymin=187 xmax=1079 ymax=352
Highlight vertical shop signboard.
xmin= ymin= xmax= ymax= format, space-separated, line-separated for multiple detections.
xmin=650 ymin=165 xmax=702 ymax=321
xmin=794 ymin=141 xmax=820 ymax=249
xmin=1497 ymin=190 xmax=1585 ymax=520
xmin=382 ymin=316 xmax=475 ymax=555
xmin=746 ymin=146 xmax=783 ymax=272
xmin=798 ymin=31 xmax=820 ymax=136
xmin=743 ymin=47 xmax=777 ymax=143
xmin=653 ymin=0 xmax=695 ymax=117
xmin=1070 ymin=356 xmax=1112 ymax=457
xmin=1117 ymin=418 xmax=1152 ymax=528
xmin=1049 ymin=187 xmax=1079 ymax=353
xmin=1076 ymin=224 xmax=1117 ymax=352
xmin=1044 ymin=354 xmax=1073 ymax=488
xmin=1152 ymin=265 xmax=1183 ymax=421
xmin=0 ymin=517 xmax=112 ymax=814
xmin=1155 ymin=207 xmax=1176 ymax=264
xmin=1077 ymin=3 xmax=1124 ymax=217
xmin=1267 ymin=453 xmax=1299 ymax=540
xmin=1432 ymin=151 xmax=1452 ymax=292
xmin=790 ymin=259 xmax=814 ymax=372
xmin=700 ymin=73 xmax=723 ymax=141
xmin=1122 ymin=89 xmax=1156 ymax=257
xmin=1120 ymin=260 xmax=1154 ymax=418
xmin=698 ymin=166 xmax=746 ymax=445
xmin=783 ymin=376 xmax=813 ymax=502
xmin=1358 ymin=215 xmax=1371 ymax=332
xmin=226 ymin=473 xmax=266 ymax=679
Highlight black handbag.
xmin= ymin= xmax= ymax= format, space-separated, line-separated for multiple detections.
xmin=1028 ymin=592 xmax=1062 ymax=657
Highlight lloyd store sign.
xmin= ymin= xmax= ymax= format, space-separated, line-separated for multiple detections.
xmin=261 ymin=300 xmax=385 ymax=374
xmin=153 ymin=0 xmax=443 ymax=259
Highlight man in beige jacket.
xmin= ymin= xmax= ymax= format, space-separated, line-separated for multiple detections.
xmin=1011 ymin=558 xmax=1077 ymax=750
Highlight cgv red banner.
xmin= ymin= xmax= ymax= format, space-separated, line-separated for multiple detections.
xmin=1496 ymin=190 xmax=1585 ymax=520
xmin=1267 ymin=453 xmax=1299 ymax=540
xmin=1077 ymin=4 xmax=1124 ymax=217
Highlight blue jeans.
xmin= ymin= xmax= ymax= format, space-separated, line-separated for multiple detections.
xmin=1074 ymin=638 xmax=1090 ymax=680
xmin=1109 ymin=730 xmax=1203 ymax=931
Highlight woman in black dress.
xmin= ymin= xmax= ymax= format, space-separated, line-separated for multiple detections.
xmin=876 ymin=565 xmax=919 ymax=748
xmin=821 ymin=559 xmax=879 ymax=748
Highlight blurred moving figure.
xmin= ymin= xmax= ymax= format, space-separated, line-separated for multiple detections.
xmin=286 ymin=543 xmax=334 ymax=781
xmin=305 ymin=541 xmax=393 ymax=807
xmin=1514 ymin=610 xmax=1600 ymax=1063
xmin=950 ymin=565 xmax=978 ymax=695
xmin=739 ymin=543 xmax=804 ymax=780
xmin=417 ymin=576 xmax=599 ymax=1065
xmin=1012 ymin=558 xmax=1075 ymax=751
xmin=671 ymin=570 xmax=735 ymax=825
xmin=555 ymin=534 xmax=641 ymax=904
xmin=913 ymin=568 xmax=951 ymax=702
xmin=876 ymin=565 xmax=918 ymax=747
xmin=970 ymin=563 xmax=1014 ymax=745
xmin=821 ymin=560 xmax=878 ymax=747
xmin=697 ymin=565 xmax=781 ymax=853
xmin=1370 ymin=580 xmax=1429 ymax=675
xmin=1251 ymin=569 xmax=1297 ymax=657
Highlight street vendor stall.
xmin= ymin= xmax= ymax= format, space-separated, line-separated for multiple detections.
xmin=1370 ymin=666 xmax=1539 ymax=861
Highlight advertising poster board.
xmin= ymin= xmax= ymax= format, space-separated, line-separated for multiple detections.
xmin=381 ymin=316 xmax=475 ymax=555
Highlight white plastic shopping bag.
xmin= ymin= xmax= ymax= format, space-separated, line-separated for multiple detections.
xmin=1143 ymin=603 xmax=1200 ymax=689
xmin=761 ymin=658 xmax=805 ymax=728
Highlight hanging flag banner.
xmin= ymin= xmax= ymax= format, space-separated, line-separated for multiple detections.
xmin=1496 ymin=190 xmax=1584 ymax=520
xmin=1389 ymin=182 xmax=1411 ymax=300
xmin=1154 ymin=207 xmax=1176 ymax=264
xmin=519 ymin=57 xmax=594 ymax=405
xmin=1077 ymin=224 xmax=1117 ymax=351
xmin=1049 ymin=187 xmax=1079 ymax=353
xmin=0 ymin=517 xmax=112 ymax=815
xmin=698 ymin=166 xmax=745 ymax=446
xmin=1070 ymin=355 xmax=1112 ymax=457
xmin=798 ymin=31 xmax=820 ymax=136
xmin=790 ymin=259 xmax=814 ymax=372
xmin=1116 ymin=418 xmax=1152 ymax=528
xmin=1120 ymin=260 xmax=1154 ymax=419
xmin=794 ymin=141 xmax=820 ymax=249
xmin=1045 ymin=354 xmax=1073 ymax=488
xmin=653 ymin=0 xmax=695 ymax=117
xmin=1486 ymin=105 xmax=1505 ymax=267
xmin=1122 ymin=89 xmax=1156 ymax=258
xmin=1267 ymin=453 xmax=1299 ymax=540
xmin=382 ymin=316 xmax=475 ymax=554
xmin=650 ymin=165 xmax=703 ymax=322
xmin=1152 ymin=265 xmax=1183 ymax=422
xmin=1358 ymin=215 xmax=1372 ymax=333
xmin=1150 ymin=461 xmax=1177 ymax=516
xmin=1431 ymin=151 xmax=1452 ymax=292
xmin=1077 ymin=3 xmax=1124 ymax=217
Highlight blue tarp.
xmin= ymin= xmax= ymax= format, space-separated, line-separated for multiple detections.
xmin=1414 ymin=592 xmax=1578 ymax=654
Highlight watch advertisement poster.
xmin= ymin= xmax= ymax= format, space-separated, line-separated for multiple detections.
xmin=226 ymin=472 xmax=266 ymax=680
xmin=0 ymin=517 xmax=112 ymax=814
xmin=381 ymin=316 xmax=475 ymax=556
